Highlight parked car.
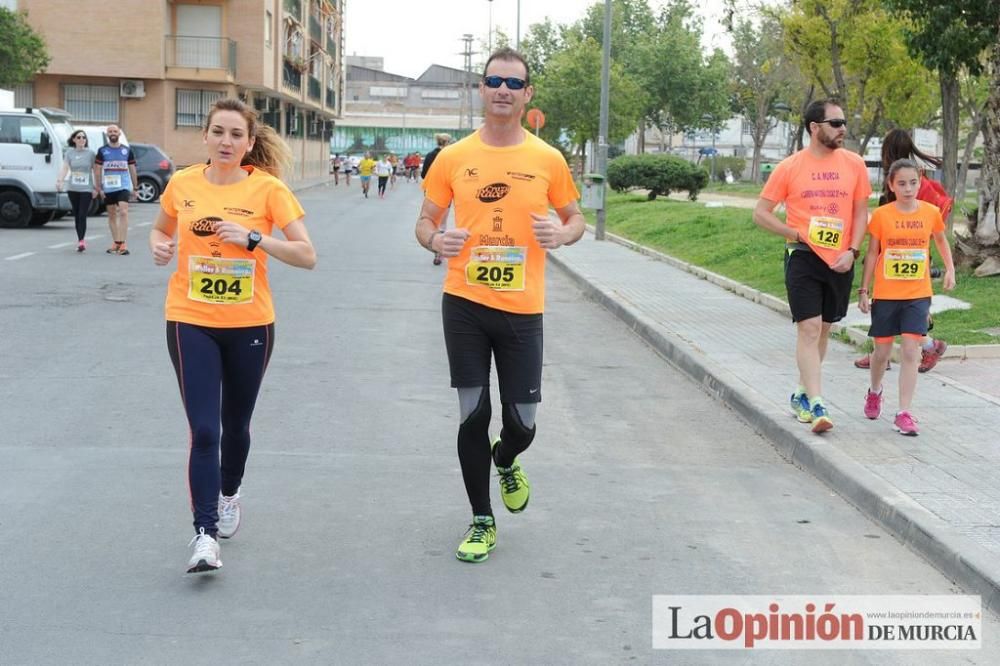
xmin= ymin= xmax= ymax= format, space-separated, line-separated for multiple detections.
xmin=131 ymin=142 xmax=175 ymax=203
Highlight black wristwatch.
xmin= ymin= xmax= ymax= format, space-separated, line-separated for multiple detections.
xmin=247 ymin=229 xmax=262 ymax=251
xmin=849 ymin=247 xmax=860 ymax=259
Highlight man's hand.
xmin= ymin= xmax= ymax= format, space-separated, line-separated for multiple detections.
xmin=531 ymin=212 xmax=566 ymax=249
xmin=152 ymin=240 xmax=176 ymax=266
xmin=830 ymin=250 xmax=855 ymax=273
xmin=858 ymin=292 xmax=871 ymax=314
xmin=130 ymin=189 xmax=138 ymax=203
xmin=435 ymin=228 xmax=470 ymax=258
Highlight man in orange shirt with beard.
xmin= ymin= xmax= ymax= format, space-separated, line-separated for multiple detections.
xmin=415 ymin=48 xmax=584 ymax=563
xmin=753 ymin=99 xmax=872 ymax=434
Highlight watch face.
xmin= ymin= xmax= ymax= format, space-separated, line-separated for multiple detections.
xmin=249 ymin=231 xmax=262 ymax=241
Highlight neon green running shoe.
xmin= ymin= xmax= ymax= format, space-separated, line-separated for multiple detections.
xmin=790 ymin=391 xmax=813 ymax=423
xmin=456 ymin=515 xmax=496 ymax=563
xmin=492 ymin=436 xmax=530 ymax=513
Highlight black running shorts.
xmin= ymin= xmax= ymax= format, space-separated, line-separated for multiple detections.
xmin=441 ymin=293 xmax=543 ymax=403
xmin=868 ymin=297 xmax=931 ymax=338
xmin=104 ymin=189 xmax=131 ymax=205
xmin=784 ymin=248 xmax=854 ymax=323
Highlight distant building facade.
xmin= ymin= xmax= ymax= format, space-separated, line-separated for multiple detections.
xmin=14 ymin=0 xmax=345 ymax=180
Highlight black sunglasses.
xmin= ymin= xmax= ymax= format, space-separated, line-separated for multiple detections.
xmin=483 ymin=75 xmax=527 ymax=90
xmin=816 ymin=119 xmax=847 ymax=128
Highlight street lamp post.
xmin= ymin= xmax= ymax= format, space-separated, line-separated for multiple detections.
xmin=701 ymin=113 xmax=717 ymax=183
xmin=488 ymin=0 xmax=494 ymax=54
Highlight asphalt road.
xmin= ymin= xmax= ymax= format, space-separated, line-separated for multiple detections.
xmin=1 ymin=182 xmax=996 ymax=664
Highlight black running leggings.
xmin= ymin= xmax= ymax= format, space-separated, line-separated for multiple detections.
xmin=167 ymin=321 xmax=274 ymax=535
xmin=67 ymin=191 xmax=92 ymax=241
xmin=377 ymin=176 xmax=389 ymax=195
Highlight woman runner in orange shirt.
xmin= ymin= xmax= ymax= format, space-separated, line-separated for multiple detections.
xmin=149 ymin=98 xmax=317 ymax=573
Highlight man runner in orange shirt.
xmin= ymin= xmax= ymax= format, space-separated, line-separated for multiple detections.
xmin=753 ymin=99 xmax=872 ymax=433
xmin=415 ymin=47 xmax=584 ymax=563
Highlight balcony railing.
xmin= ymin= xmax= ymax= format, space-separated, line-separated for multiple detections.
xmin=308 ymin=76 xmax=321 ymax=101
xmin=284 ymin=0 xmax=302 ymax=20
xmin=166 ymin=36 xmax=236 ymax=77
xmin=283 ymin=59 xmax=302 ymax=89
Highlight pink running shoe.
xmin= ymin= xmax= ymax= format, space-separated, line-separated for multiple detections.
xmin=893 ymin=411 xmax=919 ymax=436
xmin=76 ymin=240 xmax=86 ymax=253
xmin=864 ymin=389 xmax=883 ymax=419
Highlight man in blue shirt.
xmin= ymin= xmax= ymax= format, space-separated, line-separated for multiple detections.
xmin=93 ymin=125 xmax=138 ymax=255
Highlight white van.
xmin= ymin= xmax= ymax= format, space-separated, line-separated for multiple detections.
xmin=0 ymin=106 xmax=74 ymax=227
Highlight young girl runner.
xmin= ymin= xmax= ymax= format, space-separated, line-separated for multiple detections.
xmin=858 ymin=158 xmax=955 ymax=436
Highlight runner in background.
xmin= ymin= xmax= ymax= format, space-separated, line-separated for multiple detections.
xmin=421 ymin=133 xmax=452 ymax=266
xmin=57 ymin=129 xmax=97 ymax=252
xmin=93 ymin=125 xmax=138 ymax=255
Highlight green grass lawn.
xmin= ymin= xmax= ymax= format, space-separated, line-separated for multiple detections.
xmin=585 ymin=192 xmax=1000 ymax=345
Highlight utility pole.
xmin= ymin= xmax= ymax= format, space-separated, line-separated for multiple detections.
xmin=516 ymin=0 xmax=521 ymax=50
xmin=460 ymin=34 xmax=475 ymax=130
xmin=595 ymin=0 xmax=611 ymax=241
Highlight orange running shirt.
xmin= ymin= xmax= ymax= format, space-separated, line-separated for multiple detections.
xmin=160 ymin=165 xmax=305 ymax=327
xmin=761 ymin=148 xmax=872 ymax=267
xmin=868 ymin=200 xmax=943 ymax=301
xmin=423 ymin=129 xmax=580 ymax=314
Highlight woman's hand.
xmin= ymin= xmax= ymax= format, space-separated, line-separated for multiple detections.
xmin=214 ymin=220 xmax=252 ymax=248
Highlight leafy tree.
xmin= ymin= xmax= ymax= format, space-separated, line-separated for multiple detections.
xmin=729 ymin=12 xmax=797 ymax=181
xmin=782 ymin=0 xmax=937 ymax=154
xmin=533 ymin=34 xmax=645 ymax=171
xmin=519 ymin=18 xmax=566 ymax=79
xmin=633 ymin=2 xmax=732 ymax=145
xmin=885 ymin=0 xmax=996 ymax=202
xmin=0 ymin=8 xmax=49 ymax=89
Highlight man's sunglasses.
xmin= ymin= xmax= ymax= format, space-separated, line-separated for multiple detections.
xmin=483 ymin=75 xmax=527 ymax=90
xmin=816 ymin=119 xmax=847 ymax=128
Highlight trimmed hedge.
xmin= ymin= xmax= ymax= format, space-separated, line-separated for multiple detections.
xmin=606 ymin=153 xmax=709 ymax=201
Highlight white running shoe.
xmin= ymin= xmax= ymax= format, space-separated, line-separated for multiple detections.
xmin=218 ymin=490 xmax=241 ymax=539
xmin=187 ymin=528 xmax=222 ymax=574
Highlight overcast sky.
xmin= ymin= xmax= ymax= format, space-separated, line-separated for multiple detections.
xmin=344 ymin=0 xmax=731 ymax=79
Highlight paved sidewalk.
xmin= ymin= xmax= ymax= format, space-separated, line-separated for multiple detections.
xmin=550 ymin=230 xmax=1000 ymax=613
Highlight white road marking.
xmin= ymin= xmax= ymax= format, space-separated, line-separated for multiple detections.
xmin=48 ymin=242 xmax=75 ymax=249
xmin=5 ymin=252 xmax=35 ymax=261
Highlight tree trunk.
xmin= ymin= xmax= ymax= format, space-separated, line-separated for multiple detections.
xmin=637 ymin=121 xmax=645 ymax=154
xmin=940 ymin=72 xmax=960 ymax=200
xmin=957 ymin=120 xmax=981 ymax=201
xmin=961 ymin=45 xmax=1000 ymax=271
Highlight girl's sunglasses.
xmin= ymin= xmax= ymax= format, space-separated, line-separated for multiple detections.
xmin=483 ymin=75 xmax=527 ymax=90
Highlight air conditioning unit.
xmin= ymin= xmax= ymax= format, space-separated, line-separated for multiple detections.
xmin=120 ymin=80 xmax=145 ymax=98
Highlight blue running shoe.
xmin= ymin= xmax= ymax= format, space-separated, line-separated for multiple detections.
xmin=810 ymin=402 xmax=833 ymax=433
xmin=790 ymin=391 xmax=812 ymax=423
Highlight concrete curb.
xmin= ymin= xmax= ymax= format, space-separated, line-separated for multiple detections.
xmin=550 ymin=248 xmax=1000 ymax=615
xmin=586 ymin=224 xmax=1000 ymax=362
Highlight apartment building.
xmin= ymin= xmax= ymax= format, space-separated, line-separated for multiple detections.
xmin=14 ymin=0 xmax=344 ymax=180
